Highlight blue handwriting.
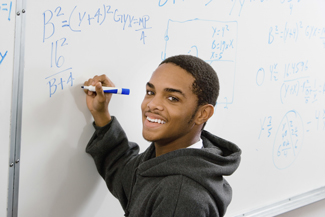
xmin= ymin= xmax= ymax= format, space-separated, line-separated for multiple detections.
xmin=47 ymin=71 xmax=75 ymax=97
xmin=42 ymin=3 xmax=152 ymax=98
xmin=0 ymin=1 xmax=12 ymax=21
xmin=269 ymin=21 xmax=325 ymax=47
xmin=256 ymin=60 xmax=309 ymax=86
xmin=230 ymin=0 xmax=302 ymax=17
xmin=305 ymin=109 xmax=325 ymax=133
xmin=44 ymin=36 xmax=73 ymax=98
xmin=0 ymin=51 xmax=8 ymax=64
xmin=273 ymin=110 xmax=304 ymax=170
xmin=43 ymin=5 xmax=151 ymax=44
xmin=158 ymin=0 xmax=213 ymax=7
xmin=256 ymin=60 xmax=325 ymax=104
xmin=259 ymin=116 xmax=273 ymax=139
xmin=280 ymin=78 xmax=325 ymax=104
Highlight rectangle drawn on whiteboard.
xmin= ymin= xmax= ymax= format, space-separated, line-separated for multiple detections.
xmin=162 ymin=19 xmax=238 ymax=106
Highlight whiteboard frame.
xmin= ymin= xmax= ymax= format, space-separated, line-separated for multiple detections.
xmin=7 ymin=0 xmax=26 ymax=216
xmin=234 ymin=186 xmax=325 ymax=217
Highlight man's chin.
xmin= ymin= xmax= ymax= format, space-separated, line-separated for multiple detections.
xmin=142 ymin=131 xmax=155 ymax=142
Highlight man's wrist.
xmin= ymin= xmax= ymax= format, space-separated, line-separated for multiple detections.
xmin=92 ymin=111 xmax=112 ymax=127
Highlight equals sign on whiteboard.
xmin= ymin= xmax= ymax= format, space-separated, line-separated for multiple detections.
xmin=62 ymin=20 xmax=69 ymax=28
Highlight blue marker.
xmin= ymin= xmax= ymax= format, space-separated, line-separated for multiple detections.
xmin=81 ymin=86 xmax=130 ymax=95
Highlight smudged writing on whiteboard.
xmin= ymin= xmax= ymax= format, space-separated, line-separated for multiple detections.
xmin=0 ymin=1 xmax=12 ymax=21
xmin=158 ymin=0 xmax=215 ymax=7
xmin=305 ymin=109 xmax=325 ymax=133
xmin=229 ymin=0 xmax=302 ymax=17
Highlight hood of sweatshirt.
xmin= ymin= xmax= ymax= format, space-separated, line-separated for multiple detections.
xmin=137 ymin=130 xmax=241 ymax=216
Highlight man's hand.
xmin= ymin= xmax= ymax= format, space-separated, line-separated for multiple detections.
xmin=83 ymin=74 xmax=114 ymax=127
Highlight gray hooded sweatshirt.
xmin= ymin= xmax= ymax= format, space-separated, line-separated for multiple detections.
xmin=86 ymin=116 xmax=241 ymax=217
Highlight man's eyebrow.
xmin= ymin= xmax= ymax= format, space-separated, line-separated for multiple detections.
xmin=146 ymin=82 xmax=186 ymax=98
xmin=146 ymin=82 xmax=155 ymax=89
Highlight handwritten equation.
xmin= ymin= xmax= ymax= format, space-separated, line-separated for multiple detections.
xmin=42 ymin=4 xmax=152 ymax=98
xmin=260 ymin=109 xmax=325 ymax=138
xmin=280 ymin=77 xmax=325 ymax=104
xmin=256 ymin=60 xmax=325 ymax=104
xmin=269 ymin=21 xmax=325 ymax=47
xmin=162 ymin=19 xmax=238 ymax=107
xmin=230 ymin=0 xmax=302 ymax=16
xmin=0 ymin=1 xmax=12 ymax=21
xmin=258 ymin=110 xmax=305 ymax=170
xmin=43 ymin=35 xmax=74 ymax=98
xmin=256 ymin=61 xmax=309 ymax=85
xmin=43 ymin=5 xmax=151 ymax=43
xmin=258 ymin=108 xmax=324 ymax=169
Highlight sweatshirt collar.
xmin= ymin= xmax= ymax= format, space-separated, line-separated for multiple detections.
xmin=186 ymin=139 xmax=203 ymax=149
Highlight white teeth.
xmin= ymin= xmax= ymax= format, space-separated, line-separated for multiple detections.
xmin=147 ymin=116 xmax=165 ymax=124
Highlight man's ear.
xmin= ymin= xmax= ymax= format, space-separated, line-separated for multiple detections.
xmin=195 ymin=104 xmax=214 ymax=125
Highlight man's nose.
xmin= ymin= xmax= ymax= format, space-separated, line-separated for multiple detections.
xmin=147 ymin=95 xmax=164 ymax=111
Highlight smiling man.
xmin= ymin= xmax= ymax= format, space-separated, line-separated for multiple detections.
xmin=84 ymin=55 xmax=241 ymax=217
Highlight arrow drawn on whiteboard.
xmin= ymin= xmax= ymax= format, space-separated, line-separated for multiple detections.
xmin=0 ymin=51 xmax=8 ymax=65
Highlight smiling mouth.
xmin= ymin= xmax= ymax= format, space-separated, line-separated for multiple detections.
xmin=146 ymin=116 xmax=166 ymax=124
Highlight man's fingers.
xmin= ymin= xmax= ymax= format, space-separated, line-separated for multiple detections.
xmin=84 ymin=74 xmax=115 ymax=98
xmin=95 ymin=82 xmax=107 ymax=102
xmin=92 ymin=74 xmax=115 ymax=88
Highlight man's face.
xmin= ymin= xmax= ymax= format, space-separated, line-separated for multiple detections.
xmin=141 ymin=63 xmax=199 ymax=145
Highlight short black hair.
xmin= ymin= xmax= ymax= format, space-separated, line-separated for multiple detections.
xmin=160 ymin=55 xmax=219 ymax=106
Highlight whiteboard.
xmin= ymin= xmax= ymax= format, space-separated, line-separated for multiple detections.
xmin=19 ymin=0 xmax=325 ymax=216
xmin=0 ymin=0 xmax=15 ymax=216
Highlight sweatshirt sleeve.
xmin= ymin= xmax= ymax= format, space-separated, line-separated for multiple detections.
xmin=85 ymin=116 xmax=140 ymax=210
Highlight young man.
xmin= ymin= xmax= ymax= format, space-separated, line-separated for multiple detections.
xmin=84 ymin=55 xmax=241 ymax=217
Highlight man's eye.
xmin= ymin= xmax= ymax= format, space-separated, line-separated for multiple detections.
xmin=167 ymin=96 xmax=179 ymax=102
xmin=147 ymin=90 xmax=154 ymax=95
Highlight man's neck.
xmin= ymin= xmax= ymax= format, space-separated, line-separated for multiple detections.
xmin=154 ymin=134 xmax=201 ymax=157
